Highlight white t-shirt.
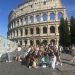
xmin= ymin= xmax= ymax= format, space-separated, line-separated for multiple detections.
xmin=17 ymin=47 xmax=21 ymax=51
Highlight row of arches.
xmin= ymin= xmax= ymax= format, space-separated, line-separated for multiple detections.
xmin=9 ymin=12 xmax=63 ymax=29
xmin=11 ymin=26 xmax=56 ymax=38
xmin=19 ymin=39 xmax=56 ymax=46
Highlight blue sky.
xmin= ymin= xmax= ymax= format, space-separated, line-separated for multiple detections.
xmin=0 ymin=0 xmax=75 ymax=37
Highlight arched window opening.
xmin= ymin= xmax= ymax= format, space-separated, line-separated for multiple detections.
xmin=20 ymin=41 xmax=22 ymax=45
xmin=36 ymin=27 xmax=40 ymax=34
xmin=36 ymin=15 xmax=40 ymax=22
xmin=21 ymin=18 xmax=23 ymax=25
xmin=20 ymin=29 xmax=23 ymax=36
xmin=50 ymin=39 xmax=55 ymax=45
xmin=36 ymin=40 xmax=40 ymax=45
xmin=50 ymin=26 xmax=55 ymax=33
xmin=24 ymin=40 xmax=27 ymax=45
xmin=13 ymin=31 xmax=15 ymax=37
xmin=17 ymin=19 xmax=19 ymax=26
xmin=25 ymin=28 xmax=28 ymax=35
xmin=30 ymin=28 xmax=33 ymax=34
xmin=58 ymin=12 xmax=63 ymax=20
xmin=50 ymin=13 xmax=55 ymax=20
xmin=25 ymin=16 xmax=28 ymax=25
xmin=16 ymin=30 xmax=18 ymax=36
xmin=43 ymin=27 xmax=47 ymax=34
xmin=30 ymin=16 xmax=34 ymax=23
xmin=42 ymin=40 xmax=48 ymax=45
xmin=30 ymin=40 xmax=33 ymax=45
xmin=43 ymin=14 xmax=47 ymax=21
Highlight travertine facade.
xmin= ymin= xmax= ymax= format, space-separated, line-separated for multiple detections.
xmin=8 ymin=0 xmax=67 ymax=46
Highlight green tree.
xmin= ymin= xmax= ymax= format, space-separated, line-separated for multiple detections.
xmin=70 ymin=16 xmax=75 ymax=45
xmin=59 ymin=18 xmax=71 ymax=47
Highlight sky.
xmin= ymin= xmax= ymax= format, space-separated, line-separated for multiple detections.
xmin=0 ymin=0 xmax=75 ymax=37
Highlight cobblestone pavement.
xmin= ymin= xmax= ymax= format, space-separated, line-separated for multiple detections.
xmin=0 ymin=53 xmax=75 ymax=75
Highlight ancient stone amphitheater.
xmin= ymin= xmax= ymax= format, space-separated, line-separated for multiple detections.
xmin=8 ymin=0 xmax=67 ymax=46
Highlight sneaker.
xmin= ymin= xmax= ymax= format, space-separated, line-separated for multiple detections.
xmin=60 ymin=63 xmax=62 ymax=66
xmin=70 ymin=60 xmax=74 ymax=63
xmin=29 ymin=66 xmax=31 ymax=69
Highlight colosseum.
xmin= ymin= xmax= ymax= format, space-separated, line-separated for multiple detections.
xmin=7 ymin=0 xmax=67 ymax=46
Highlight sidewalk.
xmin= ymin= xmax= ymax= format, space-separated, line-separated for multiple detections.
xmin=0 ymin=53 xmax=75 ymax=75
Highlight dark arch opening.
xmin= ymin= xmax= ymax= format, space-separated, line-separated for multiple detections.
xmin=43 ymin=27 xmax=47 ymax=34
xmin=42 ymin=40 xmax=48 ymax=45
xmin=36 ymin=27 xmax=40 ymax=34
xmin=50 ymin=26 xmax=55 ymax=33
xmin=50 ymin=39 xmax=55 ymax=45
xmin=30 ymin=40 xmax=34 ymax=45
xmin=36 ymin=40 xmax=40 ymax=45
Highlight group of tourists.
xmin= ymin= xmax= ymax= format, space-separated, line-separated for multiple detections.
xmin=16 ymin=42 xmax=63 ymax=69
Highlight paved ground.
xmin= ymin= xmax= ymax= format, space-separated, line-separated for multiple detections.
xmin=0 ymin=53 xmax=75 ymax=75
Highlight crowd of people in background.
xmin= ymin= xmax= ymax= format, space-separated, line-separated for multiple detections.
xmin=16 ymin=42 xmax=63 ymax=69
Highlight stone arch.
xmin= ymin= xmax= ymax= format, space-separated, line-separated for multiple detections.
xmin=30 ymin=15 xmax=34 ymax=23
xmin=20 ymin=40 xmax=22 ymax=45
xmin=20 ymin=28 xmax=23 ymax=36
xmin=30 ymin=40 xmax=34 ymax=45
xmin=50 ymin=13 xmax=55 ymax=20
xmin=50 ymin=39 xmax=55 ymax=45
xmin=13 ymin=30 xmax=15 ymax=37
xmin=43 ymin=13 xmax=47 ymax=21
xmin=30 ymin=28 xmax=33 ymax=34
xmin=43 ymin=27 xmax=47 ymax=34
xmin=36 ymin=15 xmax=40 ymax=22
xmin=24 ymin=40 xmax=27 ymax=45
xmin=58 ymin=12 xmax=63 ymax=20
xmin=36 ymin=27 xmax=40 ymax=34
xmin=25 ymin=28 xmax=28 ymax=35
xmin=42 ymin=40 xmax=48 ymax=45
xmin=25 ymin=16 xmax=28 ymax=24
xmin=36 ymin=40 xmax=40 ymax=45
xmin=16 ymin=30 xmax=18 ymax=36
xmin=50 ymin=26 xmax=55 ymax=33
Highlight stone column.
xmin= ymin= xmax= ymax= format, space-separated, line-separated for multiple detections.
xmin=27 ymin=39 xmax=30 ymax=46
xmin=41 ymin=13 xmax=43 ymax=22
xmin=23 ymin=27 xmax=25 ymax=36
xmin=34 ymin=26 xmax=36 ymax=35
xmin=34 ymin=39 xmax=36 ymax=46
xmin=19 ymin=19 xmax=21 ymax=26
xmin=47 ymin=25 xmax=50 ymax=35
xmin=23 ymin=17 xmax=26 ymax=25
xmin=12 ymin=22 xmax=15 ymax=28
xmin=18 ymin=29 xmax=20 ymax=37
xmin=63 ymin=9 xmax=67 ymax=19
xmin=55 ymin=11 xmax=58 ymax=21
xmin=34 ymin=14 xmax=36 ymax=23
xmin=16 ymin=20 xmax=18 ymax=27
xmin=27 ymin=16 xmax=29 ymax=25
xmin=28 ymin=27 xmax=30 ymax=36
xmin=28 ymin=16 xmax=31 ymax=24
xmin=40 ymin=26 xmax=43 ymax=35
xmin=22 ymin=39 xmax=25 ymax=46
xmin=48 ymin=38 xmax=50 ymax=44
xmin=55 ymin=25 xmax=58 ymax=35
xmin=55 ymin=38 xmax=59 ymax=46
xmin=41 ymin=39 xmax=43 ymax=43
xmin=48 ymin=12 xmax=50 ymax=22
